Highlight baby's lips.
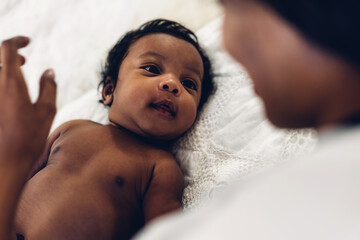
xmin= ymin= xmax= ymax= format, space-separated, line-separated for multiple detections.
xmin=151 ymin=100 xmax=177 ymax=116
xmin=157 ymin=100 xmax=175 ymax=111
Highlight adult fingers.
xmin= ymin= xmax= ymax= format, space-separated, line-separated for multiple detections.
xmin=35 ymin=69 xmax=57 ymax=119
xmin=1 ymin=36 xmax=30 ymax=50
xmin=0 ymin=49 xmax=25 ymax=67
xmin=0 ymin=36 xmax=29 ymax=83
xmin=19 ymin=54 xmax=26 ymax=66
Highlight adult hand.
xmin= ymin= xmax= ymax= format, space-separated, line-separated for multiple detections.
xmin=0 ymin=36 xmax=57 ymax=240
xmin=0 ymin=36 xmax=57 ymax=170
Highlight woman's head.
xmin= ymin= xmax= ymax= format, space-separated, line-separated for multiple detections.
xmin=220 ymin=0 xmax=360 ymax=129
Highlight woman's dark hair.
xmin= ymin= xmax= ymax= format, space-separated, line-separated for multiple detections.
xmin=99 ymin=19 xmax=214 ymax=111
xmin=258 ymin=0 xmax=360 ymax=68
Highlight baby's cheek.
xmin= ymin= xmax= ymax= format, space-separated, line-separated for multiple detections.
xmin=184 ymin=100 xmax=198 ymax=127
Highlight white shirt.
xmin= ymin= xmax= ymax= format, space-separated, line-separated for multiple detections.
xmin=134 ymin=125 xmax=360 ymax=240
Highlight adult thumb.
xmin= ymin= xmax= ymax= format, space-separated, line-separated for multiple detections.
xmin=36 ymin=69 xmax=57 ymax=117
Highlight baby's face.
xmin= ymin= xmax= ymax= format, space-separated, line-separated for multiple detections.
xmin=106 ymin=33 xmax=204 ymax=140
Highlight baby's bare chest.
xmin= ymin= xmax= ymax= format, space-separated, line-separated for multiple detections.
xmin=16 ymin=127 xmax=158 ymax=239
xmin=47 ymin=129 xmax=155 ymax=198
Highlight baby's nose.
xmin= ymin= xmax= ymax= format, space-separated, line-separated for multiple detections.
xmin=159 ymin=79 xmax=181 ymax=95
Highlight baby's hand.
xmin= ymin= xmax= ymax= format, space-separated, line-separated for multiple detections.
xmin=0 ymin=36 xmax=57 ymax=171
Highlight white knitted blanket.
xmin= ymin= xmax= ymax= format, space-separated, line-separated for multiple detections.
xmin=175 ymin=18 xmax=317 ymax=209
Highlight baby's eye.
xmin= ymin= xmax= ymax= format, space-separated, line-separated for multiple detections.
xmin=141 ymin=65 xmax=160 ymax=74
xmin=181 ymin=80 xmax=197 ymax=91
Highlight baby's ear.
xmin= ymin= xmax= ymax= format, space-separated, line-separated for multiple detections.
xmin=102 ymin=77 xmax=114 ymax=106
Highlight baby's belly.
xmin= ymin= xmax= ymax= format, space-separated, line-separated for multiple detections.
xmin=14 ymin=168 xmax=142 ymax=240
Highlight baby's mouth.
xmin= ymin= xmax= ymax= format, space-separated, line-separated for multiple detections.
xmin=150 ymin=100 xmax=176 ymax=117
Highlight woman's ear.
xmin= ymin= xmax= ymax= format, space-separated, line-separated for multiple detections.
xmin=102 ymin=77 xmax=114 ymax=106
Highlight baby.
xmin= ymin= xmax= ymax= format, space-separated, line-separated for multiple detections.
xmin=13 ymin=19 xmax=214 ymax=240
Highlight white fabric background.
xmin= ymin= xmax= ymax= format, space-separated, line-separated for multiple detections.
xmin=0 ymin=0 xmax=316 ymax=210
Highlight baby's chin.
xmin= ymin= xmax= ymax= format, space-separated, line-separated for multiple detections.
xmin=140 ymin=130 xmax=186 ymax=142
xmin=132 ymin=121 xmax=192 ymax=140
xmin=129 ymin=131 xmax=180 ymax=149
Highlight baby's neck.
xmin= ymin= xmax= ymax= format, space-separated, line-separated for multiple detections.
xmin=106 ymin=123 xmax=175 ymax=150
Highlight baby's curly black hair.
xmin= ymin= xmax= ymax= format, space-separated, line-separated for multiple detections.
xmin=99 ymin=19 xmax=214 ymax=111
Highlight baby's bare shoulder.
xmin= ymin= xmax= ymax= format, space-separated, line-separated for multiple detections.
xmin=47 ymin=120 xmax=103 ymax=148
xmin=56 ymin=119 xmax=100 ymax=131
xmin=51 ymin=120 xmax=102 ymax=136
xmin=154 ymin=152 xmax=182 ymax=179
xmin=149 ymin=149 xmax=183 ymax=191
xmin=148 ymin=149 xmax=179 ymax=170
xmin=142 ymin=150 xmax=184 ymax=222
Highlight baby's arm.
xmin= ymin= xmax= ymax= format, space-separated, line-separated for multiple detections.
xmin=0 ymin=36 xmax=56 ymax=240
xmin=142 ymin=155 xmax=184 ymax=223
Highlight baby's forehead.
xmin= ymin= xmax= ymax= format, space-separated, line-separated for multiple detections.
xmin=127 ymin=33 xmax=204 ymax=73
xmin=128 ymin=34 xmax=194 ymax=55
